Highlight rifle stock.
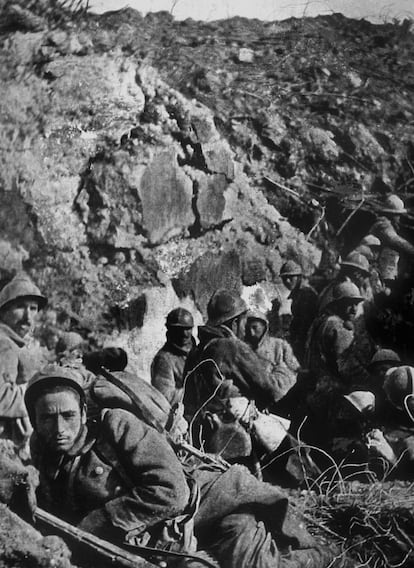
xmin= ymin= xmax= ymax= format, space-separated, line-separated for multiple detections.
xmin=34 ymin=508 xmax=154 ymax=567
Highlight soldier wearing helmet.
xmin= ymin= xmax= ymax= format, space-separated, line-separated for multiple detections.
xmin=369 ymin=194 xmax=414 ymax=283
xmin=280 ymin=260 xmax=318 ymax=363
xmin=151 ymin=307 xmax=195 ymax=408
xmin=318 ymin=252 xmax=371 ymax=315
xmin=302 ymin=282 xmax=372 ymax=448
xmin=183 ymin=289 xmax=280 ymax=457
xmin=0 ymin=273 xmax=47 ymax=454
xmin=363 ymin=366 xmax=414 ymax=476
xmin=25 ymin=365 xmax=191 ymax=544
xmin=367 ymin=349 xmax=401 ymax=392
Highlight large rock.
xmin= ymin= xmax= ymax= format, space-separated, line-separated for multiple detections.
xmin=197 ymin=174 xmax=229 ymax=229
xmin=139 ymin=150 xmax=195 ymax=244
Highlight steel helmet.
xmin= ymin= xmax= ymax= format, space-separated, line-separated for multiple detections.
xmin=352 ymin=245 xmax=374 ymax=262
xmin=329 ymin=281 xmax=363 ymax=305
xmin=166 ymin=307 xmax=194 ymax=328
xmin=343 ymin=391 xmax=375 ymax=413
xmin=383 ymin=366 xmax=414 ymax=410
xmin=0 ymin=273 xmax=47 ymax=313
xmin=340 ymin=252 xmax=370 ymax=276
xmin=380 ymin=194 xmax=407 ymax=215
xmin=25 ymin=365 xmax=85 ymax=424
xmin=360 ymin=234 xmax=381 ymax=248
xmin=368 ymin=348 xmax=401 ymax=369
xmin=207 ymin=289 xmax=247 ymax=326
xmin=280 ymin=260 xmax=302 ymax=277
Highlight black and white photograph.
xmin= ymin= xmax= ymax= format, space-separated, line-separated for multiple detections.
xmin=0 ymin=0 xmax=414 ymax=566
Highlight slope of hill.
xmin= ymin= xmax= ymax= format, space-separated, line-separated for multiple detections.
xmin=0 ymin=2 xmax=413 ymax=370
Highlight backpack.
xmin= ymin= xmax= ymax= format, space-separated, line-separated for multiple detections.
xmin=89 ymin=369 xmax=201 ymax=558
xmin=90 ymin=369 xmax=177 ymax=434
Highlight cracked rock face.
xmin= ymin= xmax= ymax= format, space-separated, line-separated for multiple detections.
xmin=0 ymin=7 xmax=320 ymax=378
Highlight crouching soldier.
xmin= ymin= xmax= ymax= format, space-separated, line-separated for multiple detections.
xmin=24 ymin=367 xmax=193 ymax=556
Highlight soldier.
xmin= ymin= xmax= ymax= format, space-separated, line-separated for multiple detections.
xmin=370 ymin=194 xmax=414 ymax=282
xmin=0 ymin=273 xmax=47 ymax=454
xmin=317 ymin=252 xmax=370 ymax=314
xmin=280 ymin=261 xmax=318 ymax=363
xmin=151 ymin=308 xmax=195 ymax=408
xmin=244 ymin=310 xmax=299 ymax=403
xmin=25 ymin=367 xmax=192 ymax=552
xmin=303 ymin=282 xmax=370 ymax=449
xmin=183 ymin=289 xmax=281 ymax=460
xmin=365 ymin=366 xmax=414 ymax=478
xmin=367 ymin=348 xmax=401 ymax=395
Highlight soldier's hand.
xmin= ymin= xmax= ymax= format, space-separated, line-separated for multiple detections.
xmin=366 ymin=429 xmax=397 ymax=464
xmin=78 ymin=508 xmax=124 ymax=541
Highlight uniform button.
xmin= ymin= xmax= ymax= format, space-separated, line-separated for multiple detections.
xmin=94 ymin=466 xmax=104 ymax=475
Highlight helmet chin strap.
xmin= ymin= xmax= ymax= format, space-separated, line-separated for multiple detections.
xmin=403 ymin=367 xmax=414 ymax=423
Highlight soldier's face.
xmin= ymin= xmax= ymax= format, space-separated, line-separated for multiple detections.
xmin=336 ymin=300 xmax=360 ymax=321
xmin=349 ymin=269 xmax=367 ymax=288
xmin=245 ymin=319 xmax=266 ymax=347
xmin=282 ymin=275 xmax=300 ymax=291
xmin=35 ymin=390 xmax=86 ymax=453
xmin=168 ymin=326 xmax=193 ymax=348
xmin=0 ymin=298 xmax=39 ymax=338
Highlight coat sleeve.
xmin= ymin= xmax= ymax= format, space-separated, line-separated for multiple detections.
xmin=207 ymin=339 xmax=282 ymax=409
xmin=0 ymin=338 xmax=27 ymax=418
xmin=151 ymin=351 xmax=176 ymax=405
xmin=322 ymin=320 xmax=368 ymax=385
xmin=371 ymin=218 xmax=414 ymax=258
xmin=102 ymin=409 xmax=190 ymax=534
xmin=321 ymin=320 xmax=353 ymax=375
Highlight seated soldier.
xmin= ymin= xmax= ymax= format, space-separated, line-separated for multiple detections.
xmin=183 ymin=289 xmax=282 ymax=461
xmin=151 ymin=308 xmax=195 ymax=408
xmin=366 ymin=365 xmax=414 ymax=479
xmin=244 ymin=310 xmax=299 ymax=412
xmin=24 ymin=367 xmax=192 ymax=553
xmin=279 ymin=261 xmax=318 ymax=364
xmin=302 ymin=282 xmax=371 ymax=450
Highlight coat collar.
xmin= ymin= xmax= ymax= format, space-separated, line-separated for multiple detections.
xmin=0 ymin=322 xmax=26 ymax=348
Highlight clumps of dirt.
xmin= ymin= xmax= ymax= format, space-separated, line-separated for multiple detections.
xmin=0 ymin=442 xmax=74 ymax=568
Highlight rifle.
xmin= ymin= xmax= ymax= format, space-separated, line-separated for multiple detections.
xmin=34 ymin=508 xmax=154 ymax=568
xmin=34 ymin=508 xmax=218 ymax=568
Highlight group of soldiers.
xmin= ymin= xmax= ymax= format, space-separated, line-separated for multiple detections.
xmin=1 ymin=192 xmax=414 ymax=567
